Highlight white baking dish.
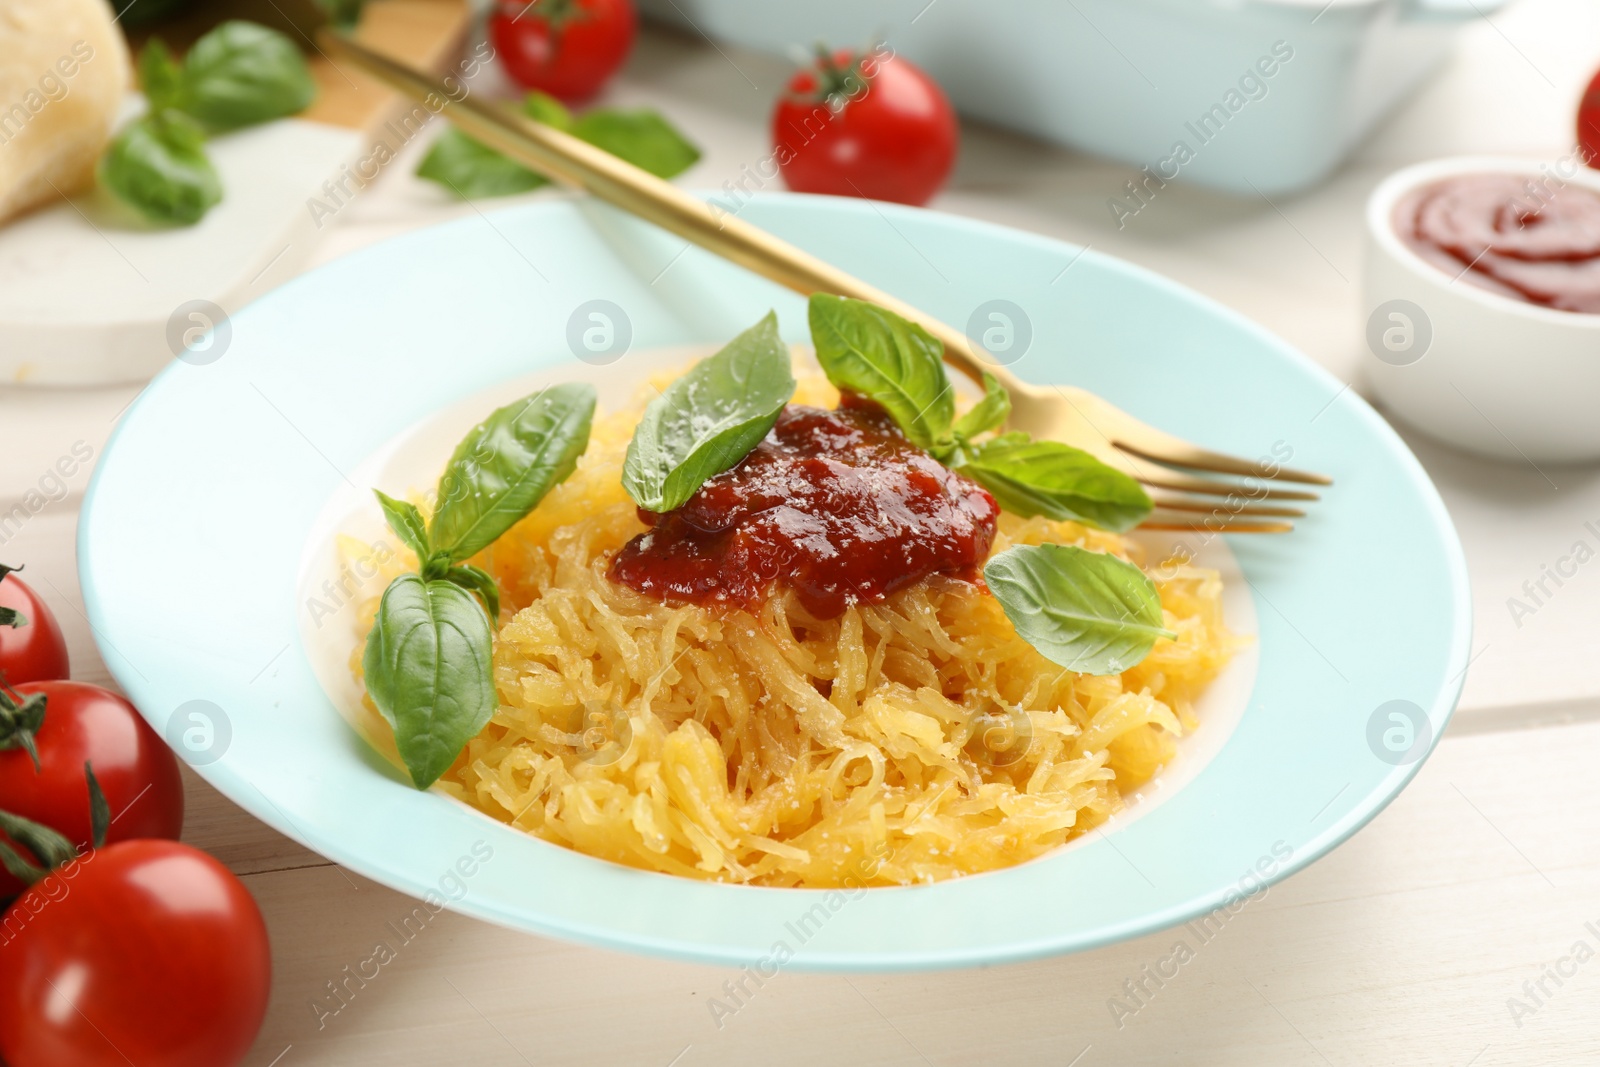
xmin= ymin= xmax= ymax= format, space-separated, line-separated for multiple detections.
xmin=640 ymin=0 xmax=1508 ymax=195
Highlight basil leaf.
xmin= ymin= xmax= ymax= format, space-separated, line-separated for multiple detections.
xmin=430 ymin=383 xmax=596 ymax=562
xmin=418 ymin=94 xmax=700 ymax=199
xmin=570 ymin=108 xmax=702 ymax=178
xmin=984 ymin=544 xmax=1174 ymax=676
xmin=958 ymin=437 xmax=1152 ymax=532
xmin=178 ymin=21 xmax=316 ymax=133
xmin=417 ymin=128 xmax=552 ymax=199
xmin=952 ymin=372 xmax=1011 ymax=442
xmin=416 ymin=92 xmax=574 ymax=198
xmin=808 ymin=294 xmax=954 ymax=450
xmin=374 ymin=490 xmax=431 ymax=561
xmin=139 ymin=39 xmax=184 ymax=114
xmin=442 ymin=563 xmax=501 ymax=622
xmin=521 ymin=91 xmax=574 ymax=130
xmin=623 ymin=311 xmax=795 ymax=513
xmin=99 ymin=112 xmax=222 ymax=226
xmin=362 ymin=575 xmax=496 ymax=789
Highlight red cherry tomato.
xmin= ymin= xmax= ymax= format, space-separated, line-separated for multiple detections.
xmin=0 ymin=840 xmax=270 ymax=1067
xmin=0 ymin=567 xmax=69 ymax=685
xmin=0 ymin=681 xmax=185 ymax=896
xmin=1580 ymin=67 xmax=1600 ymax=169
xmin=489 ymin=0 xmax=637 ymax=103
xmin=773 ymin=46 xmax=959 ymax=207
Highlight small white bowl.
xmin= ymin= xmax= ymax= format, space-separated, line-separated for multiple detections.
xmin=1363 ymin=155 xmax=1600 ymax=464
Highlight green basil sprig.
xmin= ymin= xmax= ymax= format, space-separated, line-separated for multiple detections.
xmin=138 ymin=39 xmax=186 ymax=114
xmin=804 ymin=297 xmax=1162 ymax=670
xmin=805 ymin=294 xmax=1152 ymax=530
xmin=365 ymin=384 xmax=596 ymax=789
xmin=951 ymin=371 xmax=1011 ymax=444
xmin=958 ymin=434 xmax=1151 ymax=533
xmin=437 ymin=563 xmax=502 ymax=623
xmin=373 ymin=491 xmax=506 ymax=619
xmin=623 ymin=311 xmax=796 ymax=513
xmin=568 ymin=108 xmax=702 ymax=179
xmin=418 ymin=93 xmax=573 ymax=199
xmin=808 ymin=294 xmax=954 ymax=451
xmin=108 ymin=22 xmax=316 ymax=224
xmin=418 ymin=91 xmax=701 ymax=199
xmin=374 ymin=490 xmax=430 ymax=561
xmin=417 ymin=132 xmax=548 ymax=200
xmin=983 ymin=544 xmax=1175 ymax=676
xmin=363 ymin=576 xmax=497 ymax=790
xmin=432 ymin=384 xmax=598 ymax=560
xmin=170 ymin=21 xmax=318 ymax=133
xmin=99 ymin=111 xmax=222 ymax=226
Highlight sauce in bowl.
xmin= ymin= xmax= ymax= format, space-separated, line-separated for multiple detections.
xmin=1392 ymin=172 xmax=1600 ymax=314
xmin=611 ymin=398 xmax=999 ymax=619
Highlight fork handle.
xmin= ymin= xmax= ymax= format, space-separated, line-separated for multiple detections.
xmin=320 ymin=32 xmax=1019 ymax=396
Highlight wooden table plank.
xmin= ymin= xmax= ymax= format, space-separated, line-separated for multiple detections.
xmin=232 ymin=715 xmax=1600 ymax=1066
xmin=300 ymin=0 xmax=474 ymax=134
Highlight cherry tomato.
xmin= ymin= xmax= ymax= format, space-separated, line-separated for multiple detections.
xmin=1580 ymin=66 xmax=1600 ymax=169
xmin=773 ymin=46 xmax=959 ymax=207
xmin=0 ymin=567 xmax=69 ymax=685
xmin=0 ymin=681 xmax=184 ymax=897
xmin=490 ymin=0 xmax=637 ymax=103
xmin=0 ymin=840 xmax=270 ymax=1067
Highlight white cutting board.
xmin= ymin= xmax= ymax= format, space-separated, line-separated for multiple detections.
xmin=0 ymin=110 xmax=362 ymax=385
xmin=0 ymin=0 xmax=472 ymax=386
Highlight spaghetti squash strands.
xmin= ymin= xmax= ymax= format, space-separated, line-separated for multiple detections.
xmin=362 ymin=372 xmax=1237 ymax=887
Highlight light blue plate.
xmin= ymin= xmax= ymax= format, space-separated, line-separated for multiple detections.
xmin=79 ymin=194 xmax=1469 ymax=971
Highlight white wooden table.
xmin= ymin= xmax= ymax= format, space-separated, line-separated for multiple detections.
xmin=5 ymin=2 xmax=1600 ymax=1062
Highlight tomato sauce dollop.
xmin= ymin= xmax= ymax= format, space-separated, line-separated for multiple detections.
xmin=1393 ymin=173 xmax=1600 ymax=314
xmin=610 ymin=399 xmax=999 ymax=619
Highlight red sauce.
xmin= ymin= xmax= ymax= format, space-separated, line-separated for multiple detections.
xmin=1393 ymin=173 xmax=1600 ymax=314
xmin=610 ymin=399 xmax=999 ymax=619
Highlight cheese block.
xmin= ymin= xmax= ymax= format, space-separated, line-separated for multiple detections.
xmin=0 ymin=0 xmax=131 ymax=225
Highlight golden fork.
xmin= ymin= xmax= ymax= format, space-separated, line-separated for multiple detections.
xmin=320 ymin=34 xmax=1330 ymax=533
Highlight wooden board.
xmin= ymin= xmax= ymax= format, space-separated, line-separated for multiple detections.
xmin=303 ymin=0 xmax=477 ymax=134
